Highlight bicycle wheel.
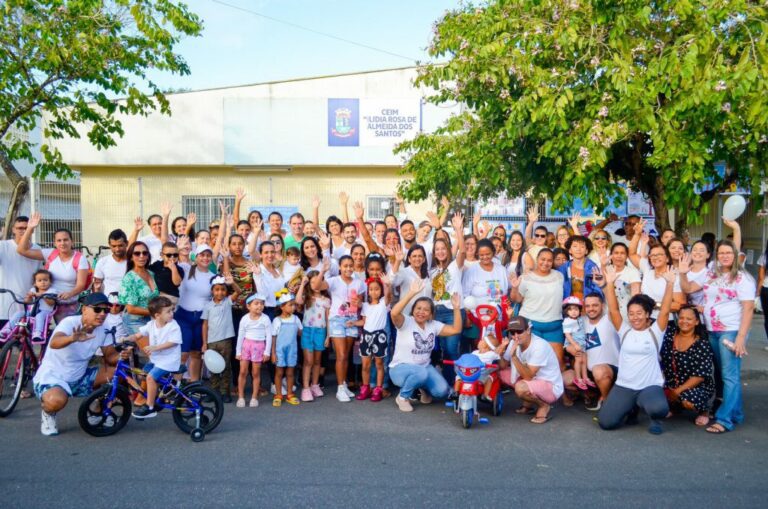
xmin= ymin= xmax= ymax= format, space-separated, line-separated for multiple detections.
xmin=172 ymin=385 xmax=224 ymax=434
xmin=77 ymin=385 xmax=132 ymax=437
xmin=0 ymin=340 xmax=26 ymax=417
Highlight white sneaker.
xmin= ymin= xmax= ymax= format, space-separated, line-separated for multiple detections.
xmin=236 ymin=398 xmax=246 ymax=408
xmin=395 ymin=396 xmax=414 ymax=412
xmin=249 ymin=398 xmax=259 ymax=408
xmin=336 ymin=386 xmax=351 ymax=402
xmin=270 ymin=384 xmax=276 ymax=395
xmin=41 ymin=410 xmax=59 ymax=436
xmin=343 ymin=383 xmax=355 ymax=398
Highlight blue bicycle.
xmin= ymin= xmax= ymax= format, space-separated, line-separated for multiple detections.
xmin=77 ymin=339 xmax=224 ymax=442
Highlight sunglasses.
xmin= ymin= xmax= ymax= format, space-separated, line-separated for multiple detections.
xmin=163 ymin=253 xmax=179 ymax=258
xmin=534 ymin=234 xmax=546 ymax=238
xmin=90 ymin=306 xmax=110 ymax=314
xmin=133 ymin=251 xmax=149 ymax=257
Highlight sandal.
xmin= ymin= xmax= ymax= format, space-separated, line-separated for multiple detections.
xmin=272 ymin=396 xmax=283 ymax=407
xmin=515 ymin=406 xmax=535 ymax=415
xmin=695 ymin=414 xmax=710 ymax=427
xmin=284 ymin=394 xmax=300 ymax=406
xmin=706 ymin=423 xmax=728 ymax=434
xmin=530 ymin=415 xmax=551 ymax=424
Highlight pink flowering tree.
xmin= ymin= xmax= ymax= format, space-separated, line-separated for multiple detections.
xmin=395 ymin=0 xmax=768 ymax=231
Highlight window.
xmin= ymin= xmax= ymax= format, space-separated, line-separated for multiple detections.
xmin=182 ymin=195 xmax=235 ymax=230
xmin=366 ymin=195 xmax=396 ymax=221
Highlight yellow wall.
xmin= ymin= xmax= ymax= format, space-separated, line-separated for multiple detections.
xmin=79 ymin=166 xmax=433 ymax=249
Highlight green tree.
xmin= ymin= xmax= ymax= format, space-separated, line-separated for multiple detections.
xmin=0 ymin=0 xmax=202 ymax=237
xmin=396 ymin=0 xmax=768 ymax=231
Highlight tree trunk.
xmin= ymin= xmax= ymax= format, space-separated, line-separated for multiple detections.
xmin=647 ymin=175 xmax=672 ymax=234
xmin=0 ymin=151 xmax=29 ymax=240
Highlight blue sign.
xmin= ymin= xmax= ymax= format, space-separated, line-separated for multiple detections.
xmin=328 ymin=98 xmax=359 ymax=147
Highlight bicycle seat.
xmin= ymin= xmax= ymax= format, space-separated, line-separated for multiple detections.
xmin=168 ymin=365 xmax=188 ymax=375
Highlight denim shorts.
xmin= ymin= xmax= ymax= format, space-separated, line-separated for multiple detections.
xmin=275 ymin=340 xmax=298 ymax=368
xmin=329 ymin=316 xmax=358 ymax=338
xmin=301 ymin=326 xmax=327 ymax=351
xmin=34 ymin=366 xmax=99 ymax=399
xmin=143 ymin=362 xmax=172 ymax=382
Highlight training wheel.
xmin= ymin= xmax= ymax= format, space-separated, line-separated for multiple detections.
xmin=190 ymin=428 xmax=205 ymax=442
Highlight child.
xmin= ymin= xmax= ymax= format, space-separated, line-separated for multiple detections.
xmin=104 ymin=293 xmax=127 ymax=342
xmin=1 ymin=269 xmax=58 ymax=342
xmin=454 ymin=334 xmax=509 ymax=401
xmin=202 ymin=274 xmax=240 ymax=403
xmin=282 ymin=246 xmax=303 ymax=290
xmin=235 ymin=293 xmax=272 ymax=408
xmin=346 ymin=277 xmax=389 ymax=402
xmin=271 ymin=290 xmax=303 ymax=406
xmin=562 ymin=296 xmax=595 ymax=390
xmin=130 ymin=296 xmax=183 ymax=418
xmin=296 ymin=270 xmax=330 ymax=401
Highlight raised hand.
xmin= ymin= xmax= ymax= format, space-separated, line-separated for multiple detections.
xmin=599 ymin=250 xmax=611 ymax=267
xmin=526 ymin=206 xmax=539 ymax=224
xmin=224 ymin=272 xmax=234 ymax=285
xmin=246 ymin=260 xmax=261 ymax=275
xmin=602 ymin=264 xmax=618 ymax=285
xmin=185 ymin=212 xmax=197 ymax=226
xmin=317 ymin=229 xmax=330 ymax=250
xmin=338 ymin=191 xmax=349 ymax=205
xmin=235 ymin=188 xmax=246 ymax=201
xmin=634 ymin=218 xmax=646 ymax=237
xmin=312 ymin=195 xmax=321 ymax=209
xmin=321 ymin=255 xmax=331 ymax=272
xmin=251 ymin=217 xmax=263 ymax=232
xmin=27 ymin=212 xmax=42 ymax=229
xmin=393 ymin=243 xmax=405 ymax=263
xmin=409 ymin=278 xmax=425 ymax=295
xmin=722 ymin=217 xmax=739 ymax=230
xmin=71 ymin=325 xmax=95 ymax=342
xmin=678 ymin=252 xmax=692 ymax=274
xmin=478 ymin=220 xmax=491 ymax=238
xmin=134 ymin=216 xmax=144 ymax=232
xmin=509 ymin=272 xmax=521 ymax=289
xmin=568 ymin=212 xmax=581 ymax=233
xmin=395 ymin=194 xmax=404 ymax=206
xmin=451 ymin=211 xmax=464 ymax=232
xmin=160 ymin=201 xmax=173 ymax=217
xmin=177 ymin=235 xmax=191 ymax=253
xmin=218 ymin=200 xmax=229 ymax=215
xmin=426 ymin=210 xmax=441 ymax=229
xmin=441 ymin=196 xmax=450 ymax=211
xmin=661 ymin=265 xmax=678 ymax=284
xmin=353 ymin=201 xmax=365 ymax=220
xmin=450 ymin=292 xmax=461 ymax=308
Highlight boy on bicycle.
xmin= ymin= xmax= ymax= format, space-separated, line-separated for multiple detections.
xmin=125 ymin=296 xmax=182 ymax=419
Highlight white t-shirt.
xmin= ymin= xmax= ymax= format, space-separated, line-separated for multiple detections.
xmin=29 ymin=286 xmax=59 ymax=311
xmin=0 ymin=239 xmax=41 ymax=320
xmin=584 ymin=314 xmax=620 ymax=371
xmin=472 ymin=348 xmax=500 ymax=366
xmin=305 ymin=256 xmax=339 ymax=278
xmin=612 ymin=264 xmax=641 ymax=321
xmin=429 ymin=261 xmax=463 ymax=308
xmin=103 ymin=312 xmax=127 ymax=343
xmin=33 ymin=316 xmax=111 ymax=388
xmin=236 ymin=313 xmax=273 ymax=356
xmin=615 ymin=322 xmax=664 ymax=390
xmin=390 ymin=266 xmax=430 ymax=315
xmin=686 ymin=267 xmax=708 ymax=306
xmin=639 ymin=258 xmax=680 ymax=319
xmin=94 ymin=256 xmax=127 ymax=296
xmin=502 ymin=337 xmax=564 ymax=398
xmin=139 ymin=319 xmax=182 ymax=372
xmin=252 ymin=266 xmax=286 ymax=307
xmin=517 ymin=270 xmax=564 ymax=322
xmin=177 ymin=263 xmax=213 ymax=312
xmin=462 ymin=261 xmax=509 ymax=305
xmin=362 ymin=301 xmax=388 ymax=332
xmin=282 ymin=261 xmax=301 ymax=283
xmin=139 ymin=234 xmax=163 ymax=262
xmin=702 ymin=270 xmax=756 ymax=332
xmin=272 ymin=315 xmax=303 ymax=336
xmin=390 ymin=316 xmax=445 ymax=368
xmin=327 ymin=276 xmax=367 ymax=318
xmin=41 ymin=248 xmax=90 ymax=303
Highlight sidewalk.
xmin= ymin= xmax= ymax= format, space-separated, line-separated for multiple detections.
xmin=744 ymin=314 xmax=768 ymax=380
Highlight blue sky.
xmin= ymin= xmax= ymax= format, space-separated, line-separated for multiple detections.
xmin=149 ymin=0 xmax=459 ymax=91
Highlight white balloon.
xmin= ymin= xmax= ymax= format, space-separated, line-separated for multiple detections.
xmin=203 ymin=350 xmax=226 ymax=374
xmin=463 ymin=296 xmax=477 ymax=311
xmin=722 ymin=195 xmax=747 ymax=221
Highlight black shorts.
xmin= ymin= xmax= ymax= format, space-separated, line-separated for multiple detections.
xmin=360 ymin=329 xmax=388 ymax=358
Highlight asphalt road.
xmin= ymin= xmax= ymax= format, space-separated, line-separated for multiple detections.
xmin=2 ymin=381 xmax=767 ymax=508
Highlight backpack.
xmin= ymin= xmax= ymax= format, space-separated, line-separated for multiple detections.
xmin=45 ymin=249 xmax=94 ymax=293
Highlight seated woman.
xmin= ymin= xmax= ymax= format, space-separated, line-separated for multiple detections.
xmin=389 ymin=279 xmax=462 ymax=413
xmin=660 ymin=305 xmax=715 ymax=426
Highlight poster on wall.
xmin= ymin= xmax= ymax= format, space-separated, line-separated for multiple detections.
xmin=475 ymin=195 xmax=526 ymax=217
xmin=328 ymin=98 xmax=420 ymax=147
xmin=626 ymin=190 xmax=654 ymax=216
xmin=249 ymin=205 xmax=298 ymax=223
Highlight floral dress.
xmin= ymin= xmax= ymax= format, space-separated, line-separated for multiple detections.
xmin=118 ymin=270 xmax=159 ymax=334
xmin=224 ymin=259 xmax=254 ymax=311
xmin=660 ymin=324 xmax=716 ymax=413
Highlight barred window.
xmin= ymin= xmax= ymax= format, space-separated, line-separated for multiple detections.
xmin=182 ymin=195 xmax=235 ymax=230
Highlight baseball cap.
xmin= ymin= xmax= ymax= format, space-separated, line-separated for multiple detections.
xmin=506 ymin=316 xmax=529 ymax=333
xmin=81 ymin=292 xmax=109 ymax=307
xmin=195 ymin=244 xmax=213 ymax=256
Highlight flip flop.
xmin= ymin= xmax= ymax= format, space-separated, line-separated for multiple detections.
xmin=272 ymin=396 xmax=283 ymax=407
xmin=706 ymin=423 xmax=728 ymax=434
xmin=530 ymin=415 xmax=551 ymax=424
xmin=695 ymin=415 xmax=710 ymax=427
xmin=515 ymin=406 xmax=535 ymax=415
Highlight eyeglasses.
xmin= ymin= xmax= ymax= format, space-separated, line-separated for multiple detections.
xmin=90 ymin=306 xmax=110 ymax=314
xmin=534 ymin=234 xmax=546 ymax=238
xmin=271 ymin=240 xmax=282 ymax=246
xmin=163 ymin=253 xmax=179 ymax=258
xmin=133 ymin=251 xmax=149 ymax=257
xmin=594 ymin=236 xmax=608 ymax=241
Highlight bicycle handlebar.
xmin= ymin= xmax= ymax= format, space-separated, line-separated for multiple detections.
xmin=442 ymin=360 xmax=498 ymax=369
xmin=0 ymin=288 xmax=59 ymax=306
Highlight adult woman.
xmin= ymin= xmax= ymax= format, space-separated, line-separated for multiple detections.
xmin=558 ymin=236 xmax=603 ymax=301
xmin=597 ymin=265 xmax=675 ymax=434
xmin=492 ymin=225 xmax=507 ymax=244
xmin=267 ymin=211 xmax=286 ymax=238
xmin=462 ymin=239 xmax=509 ymax=307
xmin=176 ymin=245 xmax=215 ymax=381
xmin=555 ymin=226 xmax=570 ymax=250
xmin=16 ymin=213 xmax=90 ymax=321
xmin=507 ymin=231 xmax=534 ymax=275
xmin=679 ymin=240 xmax=755 ymax=434
xmin=118 ymin=241 xmax=159 ymax=335
xmin=326 ymin=215 xmax=345 ymax=259
xmin=682 ymin=241 xmax=710 ymax=307
xmin=350 ymin=244 xmax=367 ymax=281
xmin=389 ymin=279 xmax=462 ymax=412
xmin=660 ymin=306 xmax=715 ymax=427
xmin=390 ymin=245 xmax=431 ymax=315
xmin=630 ymin=224 xmax=686 ymax=319
xmin=169 ymin=214 xmax=193 ymax=243
xmin=667 ymin=238 xmax=686 ymax=268
xmin=300 ymin=236 xmax=338 ymax=277
xmin=509 ymin=249 xmax=565 ymax=367
xmin=659 ymin=229 xmax=676 ymax=246
xmin=588 ymin=229 xmax=612 ymax=265
xmin=269 ymin=233 xmax=285 ymax=268
xmin=491 ymin=236 xmax=510 ymax=265
xmin=430 ymin=212 xmax=466 ymax=380
xmin=222 ymin=234 xmax=255 ymax=322
xmin=252 ymin=241 xmax=286 ymax=320
xmin=601 ymin=243 xmax=641 ymax=321
xmin=463 ymin=234 xmax=479 ymax=267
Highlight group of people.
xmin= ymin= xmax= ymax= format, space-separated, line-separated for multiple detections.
xmin=0 ymin=189 xmax=759 ymax=437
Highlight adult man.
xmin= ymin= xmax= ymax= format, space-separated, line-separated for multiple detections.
xmin=581 ymin=292 xmax=621 ymax=411
xmin=607 ymin=215 xmax=641 ymax=247
xmin=129 ymin=212 xmax=164 ymax=261
xmin=0 ymin=216 xmax=41 ymax=325
xmin=93 ymin=229 xmax=128 ymax=295
xmin=500 ymin=316 xmax=564 ymax=424
xmin=32 ymin=293 xmax=126 ymax=436
xmin=283 ymin=212 xmax=306 ymax=251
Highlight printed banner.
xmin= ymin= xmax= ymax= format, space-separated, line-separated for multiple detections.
xmin=328 ymin=98 xmax=359 ymax=147
xmin=328 ymin=98 xmax=420 ymax=147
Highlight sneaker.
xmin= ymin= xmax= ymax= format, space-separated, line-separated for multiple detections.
xmin=301 ymin=388 xmax=314 ymax=402
xmin=31 ymin=333 xmax=44 ymax=344
xmin=310 ymin=384 xmax=324 ymax=398
xmin=40 ymin=410 xmax=58 ymax=436
xmin=236 ymin=398 xmax=246 ymax=408
xmin=370 ymin=386 xmax=383 ymax=402
xmin=132 ymin=405 xmax=157 ymax=419
xmin=249 ymin=398 xmax=259 ymax=408
xmin=342 ymin=383 xmax=355 ymax=398
xmin=648 ymin=420 xmax=664 ymax=435
xmin=270 ymin=383 xmax=277 ymax=395
xmin=87 ymin=413 xmax=115 ymax=427
xmin=395 ymin=395 xmax=414 ymax=412
xmin=355 ymin=384 xmax=371 ymax=401
xmin=585 ymin=399 xmax=603 ymax=412
xmin=336 ymin=386 xmax=351 ymax=402
xmin=419 ymin=390 xmax=433 ymax=405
